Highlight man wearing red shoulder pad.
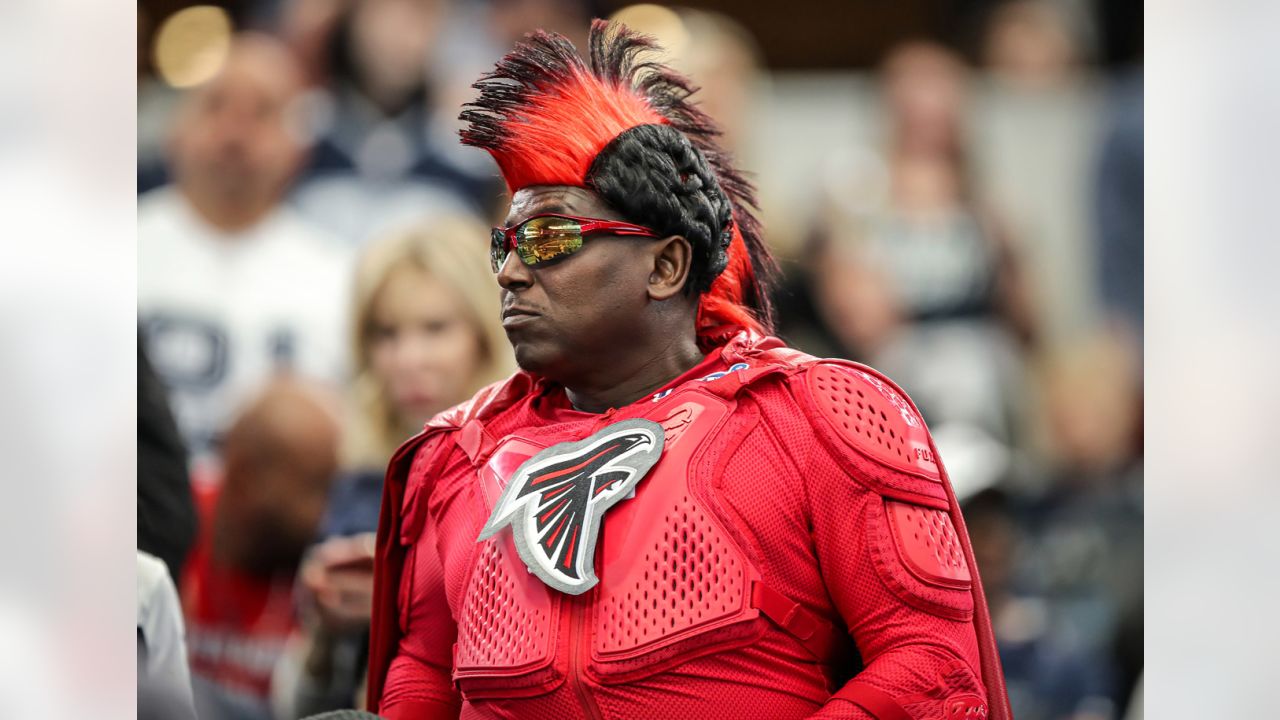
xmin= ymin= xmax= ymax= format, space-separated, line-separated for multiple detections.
xmin=366 ymin=20 xmax=1011 ymax=720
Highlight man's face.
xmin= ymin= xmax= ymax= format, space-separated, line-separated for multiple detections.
xmin=496 ymin=186 xmax=657 ymax=380
xmin=171 ymin=44 xmax=304 ymax=210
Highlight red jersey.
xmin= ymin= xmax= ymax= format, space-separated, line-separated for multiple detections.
xmin=367 ymin=331 xmax=1010 ymax=719
xmin=182 ymin=483 xmax=297 ymax=709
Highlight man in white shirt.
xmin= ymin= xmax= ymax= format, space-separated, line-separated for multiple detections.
xmin=139 ymin=34 xmax=350 ymax=474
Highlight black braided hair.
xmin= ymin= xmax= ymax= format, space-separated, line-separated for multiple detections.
xmin=582 ymin=21 xmax=776 ymax=322
xmin=587 ymin=124 xmax=733 ymax=294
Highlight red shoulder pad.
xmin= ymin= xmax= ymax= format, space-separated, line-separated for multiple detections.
xmin=426 ymin=372 xmax=535 ymax=431
xmin=806 ymin=361 xmax=941 ymax=481
xmin=885 ymin=500 xmax=971 ymax=589
xmin=866 ymin=496 xmax=975 ymax=619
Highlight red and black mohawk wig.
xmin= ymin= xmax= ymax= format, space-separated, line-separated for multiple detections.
xmin=460 ymin=19 xmax=778 ymax=346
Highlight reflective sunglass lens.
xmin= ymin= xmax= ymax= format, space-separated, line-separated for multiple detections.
xmin=517 ymin=217 xmax=583 ymax=266
xmin=490 ymin=228 xmax=507 ymax=272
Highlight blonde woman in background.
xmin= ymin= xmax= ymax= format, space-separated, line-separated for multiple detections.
xmin=274 ymin=215 xmax=513 ymax=718
xmin=345 ymin=215 xmax=513 ymax=470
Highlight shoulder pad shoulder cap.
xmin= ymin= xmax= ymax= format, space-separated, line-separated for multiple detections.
xmin=427 ymin=372 xmax=535 ymax=430
xmin=804 ymin=360 xmax=941 ymax=481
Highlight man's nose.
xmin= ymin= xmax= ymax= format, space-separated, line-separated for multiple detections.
xmin=495 ymin=250 xmax=533 ymax=290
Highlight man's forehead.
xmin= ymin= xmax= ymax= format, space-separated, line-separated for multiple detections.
xmin=504 ymin=186 xmax=618 ymax=226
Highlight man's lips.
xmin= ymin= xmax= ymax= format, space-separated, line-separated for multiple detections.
xmin=502 ymin=306 xmax=540 ymax=319
xmin=502 ymin=306 xmax=540 ymax=327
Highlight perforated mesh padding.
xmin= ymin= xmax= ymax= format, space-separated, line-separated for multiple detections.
xmin=597 ymin=495 xmax=744 ymax=653
xmin=886 ymin=501 xmax=971 ymax=588
xmin=709 ymin=388 xmax=833 ymax=619
xmin=455 ymin=540 xmax=550 ymax=669
xmin=812 ymin=363 xmax=910 ymax=455
xmin=382 ymin=357 xmax=997 ymax=719
xmin=807 ymin=363 xmax=942 ymax=483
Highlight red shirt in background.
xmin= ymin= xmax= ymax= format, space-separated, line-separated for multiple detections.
xmin=181 ymin=482 xmax=297 ymax=710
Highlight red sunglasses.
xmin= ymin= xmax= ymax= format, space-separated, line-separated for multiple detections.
xmin=490 ymin=214 xmax=661 ymax=272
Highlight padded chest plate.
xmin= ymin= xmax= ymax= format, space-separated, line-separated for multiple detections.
xmin=454 ymin=388 xmax=763 ymax=687
xmin=453 ymin=436 xmax=560 ymax=690
xmin=590 ymin=391 xmax=762 ymax=678
xmin=478 ymin=418 xmax=665 ymax=595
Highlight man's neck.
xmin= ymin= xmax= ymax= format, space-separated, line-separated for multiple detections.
xmin=182 ymin=188 xmax=273 ymax=234
xmin=563 ymin=334 xmax=706 ymax=414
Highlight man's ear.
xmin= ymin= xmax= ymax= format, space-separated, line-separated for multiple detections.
xmin=647 ymin=235 xmax=693 ymax=301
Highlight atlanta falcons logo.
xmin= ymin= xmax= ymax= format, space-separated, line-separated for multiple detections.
xmin=477 ymin=418 xmax=664 ymax=595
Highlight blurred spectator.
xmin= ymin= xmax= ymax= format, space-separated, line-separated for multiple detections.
xmin=137 ymin=4 xmax=178 ymax=194
xmin=965 ymin=489 xmax=1114 ymax=720
xmin=138 ymin=33 xmax=351 ymax=472
xmin=138 ymin=551 xmax=198 ymax=720
xmin=486 ymin=0 xmax=593 ymax=51
xmin=1123 ymin=674 xmax=1142 ymax=720
xmin=610 ymin=5 xmax=765 ymax=160
xmin=792 ymin=41 xmax=1034 ymax=496
xmin=277 ymin=0 xmax=351 ymax=87
xmin=669 ymin=9 xmax=764 ymax=156
xmin=982 ymin=0 xmax=1089 ymax=91
xmin=1021 ymin=334 xmax=1143 ymax=715
xmin=182 ymin=379 xmax=342 ymax=720
xmin=970 ymin=0 xmax=1102 ymax=345
xmin=272 ymin=216 xmax=514 ymax=717
xmin=342 ymin=215 xmax=515 ymax=469
xmin=138 ymin=333 xmax=197 ymax=580
xmin=1093 ymin=68 xmax=1143 ymax=361
xmin=290 ymin=0 xmax=499 ymax=243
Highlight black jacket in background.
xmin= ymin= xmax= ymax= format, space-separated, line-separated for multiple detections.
xmin=137 ymin=334 xmax=196 ymax=579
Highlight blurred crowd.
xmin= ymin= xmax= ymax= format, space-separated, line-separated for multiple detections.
xmin=134 ymin=1 xmax=1142 ymax=720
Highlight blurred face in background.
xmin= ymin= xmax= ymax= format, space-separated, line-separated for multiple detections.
xmin=170 ymin=36 xmax=305 ymax=229
xmin=368 ymin=264 xmax=485 ymax=429
xmin=349 ymin=0 xmax=446 ymax=109
xmin=1043 ymin=339 xmax=1139 ymax=477
xmin=813 ymin=239 xmax=901 ymax=355
xmin=217 ymin=381 xmax=340 ymax=576
xmin=882 ymin=42 xmax=967 ymax=157
xmin=489 ymin=0 xmax=589 ymax=50
xmin=983 ymin=0 xmax=1075 ymax=89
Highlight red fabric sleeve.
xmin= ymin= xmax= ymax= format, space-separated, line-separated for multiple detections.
xmin=804 ymin=434 xmax=987 ymax=719
xmin=377 ymin=443 xmax=464 ymax=719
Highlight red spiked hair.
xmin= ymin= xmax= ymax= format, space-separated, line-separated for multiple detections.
xmin=473 ymin=66 xmax=668 ymax=192
xmin=461 ymin=20 xmax=777 ymax=344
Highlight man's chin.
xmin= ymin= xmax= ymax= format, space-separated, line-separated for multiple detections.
xmin=513 ymin=345 xmax=547 ymax=374
xmin=511 ymin=342 xmax=562 ymax=378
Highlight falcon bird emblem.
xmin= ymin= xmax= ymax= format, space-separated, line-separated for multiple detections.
xmin=477 ymin=418 xmax=664 ymax=594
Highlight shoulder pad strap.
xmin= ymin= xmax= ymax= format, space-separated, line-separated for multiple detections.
xmin=833 ymin=682 xmax=912 ymax=720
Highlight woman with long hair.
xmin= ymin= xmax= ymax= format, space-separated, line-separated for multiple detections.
xmin=275 ymin=214 xmax=513 ymax=717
